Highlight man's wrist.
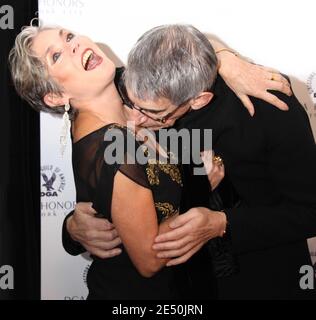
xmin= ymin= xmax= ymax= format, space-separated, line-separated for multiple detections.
xmin=205 ymin=209 xmax=227 ymax=238
xmin=66 ymin=215 xmax=78 ymax=242
xmin=218 ymin=211 xmax=228 ymax=237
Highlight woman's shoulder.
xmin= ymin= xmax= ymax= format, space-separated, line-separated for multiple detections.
xmin=73 ymin=122 xmax=142 ymax=166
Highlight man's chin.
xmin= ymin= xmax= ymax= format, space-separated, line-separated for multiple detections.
xmin=162 ymin=120 xmax=176 ymax=128
xmin=138 ymin=124 xmax=169 ymax=131
xmin=137 ymin=120 xmax=175 ymax=131
xmin=146 ymin=126 xmax=164 ymax=131
xmin=150 ymin=123 xmax=174 ymax=131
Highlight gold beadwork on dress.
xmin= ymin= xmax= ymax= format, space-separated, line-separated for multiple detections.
xmin=146 ymin=163 xmax=183 ymax=186
xmin=106 ymin=124 xmax=183 ymax=186
xmin=155 ymin=202 xmax=179 ymax=219
xmin=146 ymin=164 xmax=160 ymax=186
xmin=158 ymin=164 xmax=183 ymax=186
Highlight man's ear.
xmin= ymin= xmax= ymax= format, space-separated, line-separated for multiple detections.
xmin=190 ymin=92 xmax=214 ymax=110
xmin=44 ymin=93 xmax=69 ymax=108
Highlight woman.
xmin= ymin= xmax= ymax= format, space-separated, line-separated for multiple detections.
xmin=9 ymin=23 xmax=290 ymax=299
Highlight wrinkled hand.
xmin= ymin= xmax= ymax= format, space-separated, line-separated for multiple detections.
xmin=152 ymin=207 xmax=226 ymax=266
xmin=67 ymin=202 xmax=122 ymax=259
xmin=218 ymin=50 xmax=292 ymax=116
xmin=201 ymin=150 xmax=225 ymax=190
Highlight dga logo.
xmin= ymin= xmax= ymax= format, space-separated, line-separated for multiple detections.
xmin=41 ymin=165 xmax=75 ymax=217
xmin=0 ymin=265 xmax=14 ymax=290
xmin=41 ymin=165 xmax=66 ymax=197
xmin=0 ymin=5 xmax=14 ymax=30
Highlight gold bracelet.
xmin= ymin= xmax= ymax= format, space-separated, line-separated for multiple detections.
xmin=215 ymin=48 xmax=239 ymax=56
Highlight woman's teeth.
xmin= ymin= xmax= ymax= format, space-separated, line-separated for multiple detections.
xmin=82 ymin=49 xmax=93 ymax=70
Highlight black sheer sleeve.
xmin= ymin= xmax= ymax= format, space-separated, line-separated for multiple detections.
xmin=83 ymin=124 xmax=150 ymax=222
xmin=62 ymin=210 xmax=86 ymax=256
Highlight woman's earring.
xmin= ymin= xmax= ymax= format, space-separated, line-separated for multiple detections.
xmin=60 ymin=103 xmax=71 ymax=157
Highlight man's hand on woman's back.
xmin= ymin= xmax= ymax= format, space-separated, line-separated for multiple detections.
xmin=67 ymin=202 xmax=122 ymax=258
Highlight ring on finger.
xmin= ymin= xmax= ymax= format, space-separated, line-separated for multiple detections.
xmin=213 ymin=155 xmax=224 ymax=167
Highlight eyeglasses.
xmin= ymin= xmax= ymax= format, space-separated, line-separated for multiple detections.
xmin=118 ymin=80 xmax=189 ymax=124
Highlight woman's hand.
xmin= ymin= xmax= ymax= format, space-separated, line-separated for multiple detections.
xmin=201 ymin=150 xmax=225 ymax=190
xmin=217 ymin=50 xmax=292 ymax=116
xmin=153 ymin=207 xmax=227 ymax=266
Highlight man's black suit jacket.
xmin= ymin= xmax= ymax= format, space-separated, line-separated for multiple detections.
xmin=176 ymin=75 xmax=316 ymax=299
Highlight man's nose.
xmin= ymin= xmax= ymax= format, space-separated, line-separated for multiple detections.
xmin=131 ymin=109 xmax=147 ymax=125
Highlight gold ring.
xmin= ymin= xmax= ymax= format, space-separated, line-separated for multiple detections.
xmin=213 ymin=155 xmax=223 ymax=167
xmin=271 ymin=73 xmax=276 ymax=81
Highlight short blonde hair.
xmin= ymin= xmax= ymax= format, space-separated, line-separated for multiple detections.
xmin=9 ymin=23 xmax=65 ymax=114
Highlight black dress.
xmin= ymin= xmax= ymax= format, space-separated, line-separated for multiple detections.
xmin=72 ymin=123 xmax=184 ymax=300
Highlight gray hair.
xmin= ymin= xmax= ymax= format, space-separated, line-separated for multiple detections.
xmin=8 ymin=23 xmax=65 ymax=115
xmin=124 ymin=24 xmax=218 ymax=106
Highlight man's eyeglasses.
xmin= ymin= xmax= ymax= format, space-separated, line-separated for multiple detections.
xmin=118 ymin=80 xmax=188 ymax=124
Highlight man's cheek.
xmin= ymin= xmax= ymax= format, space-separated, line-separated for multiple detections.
xmin=129 ymin=109 xmax=143 ymax=122
xmin=133 ymin=116 xmax=147 ymax=127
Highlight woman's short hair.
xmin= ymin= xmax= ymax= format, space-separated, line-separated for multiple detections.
xmin=9 ymin=22 xmax=65 ymax=114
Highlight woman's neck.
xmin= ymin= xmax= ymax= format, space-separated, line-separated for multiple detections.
xmin=71 ymin=81 xmax=127 ymax=142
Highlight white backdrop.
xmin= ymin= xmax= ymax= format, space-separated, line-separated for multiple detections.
xmin=39 ymin=0 xmax=316 ymax=300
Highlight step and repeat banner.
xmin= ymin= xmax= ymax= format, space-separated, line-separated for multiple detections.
xmin=39 ymin=0 xmax=316 ymax=300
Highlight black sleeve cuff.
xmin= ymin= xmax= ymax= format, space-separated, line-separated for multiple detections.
xmin=62 ymin=210 xmax=86 ymax=256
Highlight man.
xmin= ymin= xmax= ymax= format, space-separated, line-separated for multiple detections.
xmin=63 ymin=25 xmax=316 ymax=299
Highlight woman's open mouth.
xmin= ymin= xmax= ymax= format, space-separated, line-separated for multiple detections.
xmin=81 ymin=49 xmax=103 ymax=71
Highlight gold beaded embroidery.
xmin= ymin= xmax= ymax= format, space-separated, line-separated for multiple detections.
xmin=146 ymin=163 xmax=183 ymax=186
xmin=155 ymin=202 xmax=179 ymax=219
